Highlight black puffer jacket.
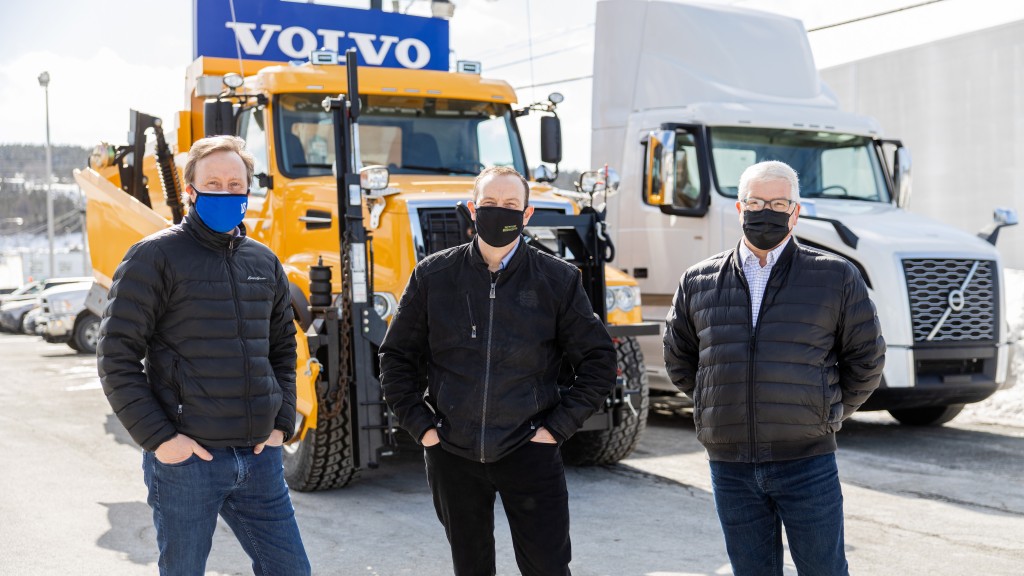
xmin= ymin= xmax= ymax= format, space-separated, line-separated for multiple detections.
xmin=98 ymin=215 xmax=297 ymax=452
xmin=379 ymin=240 xmax=616 ymax=463
xmin=664 ymin=239 xmax=885 ymax=463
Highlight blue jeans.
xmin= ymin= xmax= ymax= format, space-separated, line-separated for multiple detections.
xmin=709 ymin=453 xmax=848 ymax=576
xmin=142 ymin=446 xmax=310 ymax=576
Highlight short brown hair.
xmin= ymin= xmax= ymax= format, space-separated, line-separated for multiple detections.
xmin=183 ymin=136 xmax=256 ymax=203
xmin=472 ymin=166 xmax=530 ymax=206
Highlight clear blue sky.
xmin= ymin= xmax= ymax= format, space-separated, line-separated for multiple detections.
xmin=2 ymin=0 xmax=1021 ymax=171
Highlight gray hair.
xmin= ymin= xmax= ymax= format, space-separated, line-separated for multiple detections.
xmin=738 ymin=160 xmax=800 ymax=202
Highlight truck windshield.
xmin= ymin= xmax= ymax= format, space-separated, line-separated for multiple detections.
xmin=709 ymin=127 xmax=890 ymax=203
xmin=275 ymin=93 xmax=526 ymax=178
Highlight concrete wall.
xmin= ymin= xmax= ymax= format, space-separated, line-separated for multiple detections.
xmin=821 ymin=19 xmax=1024 ymax=270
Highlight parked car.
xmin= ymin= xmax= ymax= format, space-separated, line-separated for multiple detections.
xmin=23 ymin=306 xmax=45 ymax=335
xmin=0 ymin=277 xmax=94 ymax=334
xmin=0 ymin=297 xmax=41 ymax=333
xmin=0 ymin=281 xmax=43 ymax=306
xmin=36 ymin=281 xmax=99 ymax=353
xmin=0 ymin=277 xmax=93 ymax=306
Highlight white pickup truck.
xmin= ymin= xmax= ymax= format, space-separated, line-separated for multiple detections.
xmin=36 ymin=281 xmax=99 ymax=354
xmin=592 ymin=0 xmax=1018 ymax=425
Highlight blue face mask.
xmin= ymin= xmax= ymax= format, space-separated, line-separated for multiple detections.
xmin=191 ymin=187 xmax=249 ymax=233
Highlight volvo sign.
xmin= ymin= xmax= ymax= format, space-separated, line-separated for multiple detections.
xmin=194 ymin=0 xmax=450 ymax=71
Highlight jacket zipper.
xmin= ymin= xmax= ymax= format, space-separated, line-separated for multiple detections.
xmin=225 ymin=238 xmax=253 ymax=445
xmin=173 ymin=356 xmax=183 ymax=424
xmin=480 ymin=271 xmax=499 ymax=463
xmin=465 ymin=293 xmax=477 ymax=339
xmin=746 ymin=263 xmax=775 ymax=463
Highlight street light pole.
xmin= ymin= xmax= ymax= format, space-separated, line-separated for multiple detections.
xmin=38 ymin=71 xmax=55 ymax=279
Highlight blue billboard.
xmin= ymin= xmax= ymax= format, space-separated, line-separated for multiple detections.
xmin=194 ymin=0 xmax=450 ymax=71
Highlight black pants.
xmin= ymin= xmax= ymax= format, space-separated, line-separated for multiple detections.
xmin=424 ymin=441 xmax=572 ymax=576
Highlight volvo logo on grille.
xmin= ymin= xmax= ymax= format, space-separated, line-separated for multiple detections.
xmin=927 ymin=260 xmax=981 ymax=341
xmin=947 ymin=288 xmax=965 ymax=312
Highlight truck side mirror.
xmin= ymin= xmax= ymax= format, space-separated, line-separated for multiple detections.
xmin=977 ymin=207 xmax=1019 ymax=246
xmin=893 ymin=146 xmax=912 ymax=208
xmin=579 ymin=171 xmax=604 ymax=194
xmin=533 ymin=165 xmax=555 ymax=183
xmin=642 ymin=130 xmax=674 ymax=205
xmin=540 ymin=116 xmax=562 ymax=164
xmin=204 ymin=100 xmax=235 ymax=137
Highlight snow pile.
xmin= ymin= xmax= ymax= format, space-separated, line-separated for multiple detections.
xmin=960 ymin=268 xmax=1024 ymax=427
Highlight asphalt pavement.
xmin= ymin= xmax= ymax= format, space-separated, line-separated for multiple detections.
xmin=1 ymin=332 xmax=1022 ymax=575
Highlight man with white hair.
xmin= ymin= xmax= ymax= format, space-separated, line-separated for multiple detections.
xmin=664 ymin=160 xmax=885 ymax=575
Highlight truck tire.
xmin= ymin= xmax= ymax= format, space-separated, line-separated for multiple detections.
xmin=889 ymin=404 xmax=965 ymax=426
xmin=561 ymin=336 xmax=649 ymax=466
xmin=284 ymin=406 xmax=360 ymax=491
xmin=72 ymin=313 xmax=101 ymax=354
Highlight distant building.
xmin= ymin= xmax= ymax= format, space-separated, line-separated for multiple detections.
xmin=822 ymin=18 xmax=1024 ymax=269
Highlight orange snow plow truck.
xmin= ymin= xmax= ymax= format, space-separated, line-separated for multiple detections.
xmin=76 ymin=45 xmax=657 ymax=490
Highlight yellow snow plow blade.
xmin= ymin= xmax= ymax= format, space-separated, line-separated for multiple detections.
xmin=74 ymin=166 xmax=320 ymax=438
xmin=74 ymin=167 xmax=170 ymax=290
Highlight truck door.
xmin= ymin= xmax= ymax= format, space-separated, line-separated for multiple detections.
xmin=237 ymin=105 xmax=273 ymax=245
xmin=633 ymin=124 xmax=712 ymax=299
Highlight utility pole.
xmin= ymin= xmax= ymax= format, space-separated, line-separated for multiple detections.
xmin=79 ymin=189 xmax=89 ymax=276
xmin=38 ymin=71 xmax=55 ymax=278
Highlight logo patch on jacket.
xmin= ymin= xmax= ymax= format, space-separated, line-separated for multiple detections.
xmin=247 ymin=275 xmax=269 ymax=281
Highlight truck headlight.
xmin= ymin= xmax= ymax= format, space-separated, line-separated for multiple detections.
xmin=614 ymin=286 xmax=638 ymax=312
xmin=606 ymin=286 xmax=640 ymax=312
xmin=52 ymin=299 xmax=73 ymax=314
xmin=372 ymin=292 xmax=398 ymax=320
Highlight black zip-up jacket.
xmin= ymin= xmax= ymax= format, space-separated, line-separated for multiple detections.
xmin=97 ymin=215 xmax=297 ymax=452
xmin=379 ymin=239 xmax=617 ymax=463
xmin=664 ymin=239 xmax=885 ymax=463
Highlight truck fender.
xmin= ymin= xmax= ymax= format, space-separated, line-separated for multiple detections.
xmin=290 ymin=281 xmax=312 ymax=331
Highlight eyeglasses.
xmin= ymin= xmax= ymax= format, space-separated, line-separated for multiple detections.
xmin=741 ymin=197 xmax=797 ymax=212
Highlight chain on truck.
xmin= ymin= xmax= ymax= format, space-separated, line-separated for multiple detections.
xmin=76 ymin=47 xmax=659 ymax=491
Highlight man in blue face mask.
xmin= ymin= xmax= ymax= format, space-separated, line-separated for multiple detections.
xmin=380 ymin=166 xmax=617 ymax=576
xmin=98 ymin=136 xmax=310 ymax=575
xmin=184 ymin=141 xmax=250 ymax=234
xmin=664 ymin=160 xmax=886 ymax=576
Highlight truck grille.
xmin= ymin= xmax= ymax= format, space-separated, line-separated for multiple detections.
xmin=416 ymin=206 xmax=573 ymax=259
xmin=902 ymin=259 xmax=996 ymax=342
xmin=419 ymin=209 xmax=470 ymax=256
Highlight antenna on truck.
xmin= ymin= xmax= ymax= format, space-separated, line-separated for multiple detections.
xmin=227 ymin=0 xmax=246 ymax=79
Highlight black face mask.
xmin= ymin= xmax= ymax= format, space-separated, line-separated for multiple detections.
xmin=742 ymin=209 xmax=792 ymax=250
xmin=474 ymin=206 xmax=525 ymax=248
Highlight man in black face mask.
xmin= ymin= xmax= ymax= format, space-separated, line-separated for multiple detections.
xmin=664 ymin=160 xmax=885 ymax=576
xmin=379 ymin=166 xmax=615 ymax=576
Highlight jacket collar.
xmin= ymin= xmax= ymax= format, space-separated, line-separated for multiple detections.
xmin=182 ymin=213 xmax=247 ymax=252
xmin=731 ymin=235 xmax=798 ymax=271
xmin=470 ymin=236 xmax=527 ymax=275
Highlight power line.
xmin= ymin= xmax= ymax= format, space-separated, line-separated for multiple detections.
xmin=472 ymin=22 xmax=595 ymax=60
xmin=514 ymin=74 xmax=593 ymax=92
xmin=488 ymin=42 xmax=589 ymax=71
xmin=808 ymin=0 xmax=947 ymax=32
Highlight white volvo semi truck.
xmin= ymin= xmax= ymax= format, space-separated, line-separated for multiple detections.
xmin=592 ymin=0 xmax=1019 ymax=425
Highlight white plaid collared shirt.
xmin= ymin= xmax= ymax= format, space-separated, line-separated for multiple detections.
xmin=739 ymin=237 xmax=791 ymax=327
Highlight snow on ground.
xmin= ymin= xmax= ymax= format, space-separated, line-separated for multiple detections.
xmin=960 ymin=268 xmax=1024 ymax=427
